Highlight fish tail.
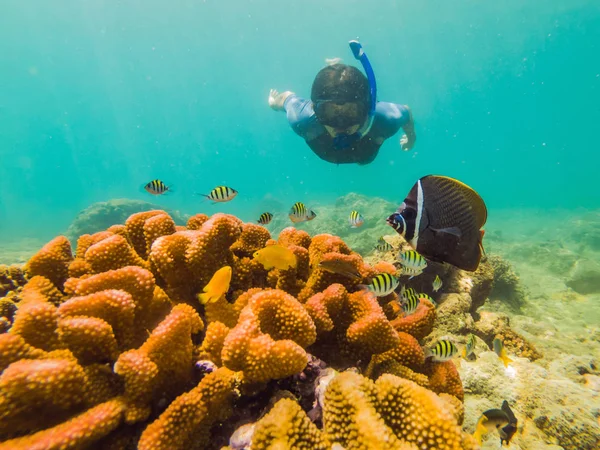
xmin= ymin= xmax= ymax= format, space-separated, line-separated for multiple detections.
xmin=502 ymin=353 xmax=513 ymax=367
xmin=357 ymin=284 xmax=370 ymax=292
xmin=198 ymin=292 xmax=209 ymax=305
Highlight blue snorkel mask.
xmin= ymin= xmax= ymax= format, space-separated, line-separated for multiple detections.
xmin=330 ymin=40 xmax=377 ymax=150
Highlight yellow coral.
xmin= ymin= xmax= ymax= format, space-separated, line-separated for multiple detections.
xmin=252 ymin=398 xmax=330 ymax=449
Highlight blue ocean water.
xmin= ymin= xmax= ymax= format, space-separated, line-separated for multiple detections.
xmin=0 ymin=0 xmax=599 ymax=243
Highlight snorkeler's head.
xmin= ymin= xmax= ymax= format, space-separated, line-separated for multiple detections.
xmin=311 ymin=64 xmax=371 ymax=130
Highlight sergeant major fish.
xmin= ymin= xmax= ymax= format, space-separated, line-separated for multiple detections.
xmin=398 ymin=250 xmax=427 ymax=278
xmin=289 ymin=202 xmax=317 ymax=223
xmin=349 ymin=210 xmax=364 ymax=228
xmin=258 ymin=212 xmax=273 ymax=225
xmin=432 ymin=275 xmax=443 ymax=292
xmin=425 ymin=340 xmax=458 ymax=362
xmin=200 ymin=186 xmax=238 ymax=203
xmin=142 ymin=179 xmax=170 ymax=195
xmin=361 ymin=273 xmax=400 ymax=297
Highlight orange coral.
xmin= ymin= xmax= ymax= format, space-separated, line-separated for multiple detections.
xmin=114 ymin=304 xmax=203 ymax=423
xmin=137 ymin=367 xmax=237 ymax=450
xmin=0 ymin=334 xmax=46 ymax=372
xmin=372 ymin=331 xmax=425 ymax=371
xmin=278 ymin=227 xmax=311 ymax=249
xmin=425 ymin=360 xmax=464 ymax=401
xmin=85 ymin=235 xmax=149 ymax=274
xmin=20 ymin=275 xmax=63 ymax=305
xmin=391 ymin=298 xmax=436 ymax=340
xmin=10 ymin=291 xmax=59 ymax=351
xmin=0 ymin=358 xmax=88 ymax=437
xmin=58 ymin=289 xmax=136 ymax=348
xmin=143 ymin=214 xmax=176 ymax=257
xmin=230 ymin=223 xmax=271 ymax=257
xmin=305 ymin=284 xmax=399 ymax=357
xmin=0 ymin=399 xmax=125 ymax=450
xmin=125 ymin=211 xmax=165 ymax=259
xmin=57 ymin=316 xmax=119 ymax=363
xmin=222 ymin=289 xmax=316 ymax=382
xmin=196 ymin=321 xmax=230 ymax=366
xmin=25 ymin=236 xmax=73 ymax=288
xmin=186 ymin=213 xmax=209 ymax=230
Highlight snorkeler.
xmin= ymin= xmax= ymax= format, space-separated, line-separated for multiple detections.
xmin=269 ymin=41 xmax=416 ymax=165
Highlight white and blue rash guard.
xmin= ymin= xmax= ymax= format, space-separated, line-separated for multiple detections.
xmin=284 ymin=94 xmax=412 ymax=165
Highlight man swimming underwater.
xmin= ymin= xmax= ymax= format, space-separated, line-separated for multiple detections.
xmin=269 ymin=41 xmax=416 ymax=165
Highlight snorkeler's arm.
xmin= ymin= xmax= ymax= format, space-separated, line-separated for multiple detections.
xmin=282 ymin=95 xmax=324 ymax=141
xmin=400 ymin=107 xmax=417 ymax=151
xmin=268 ymin=89 xmax=295 ymax=111
xmin=374 ymin=102 xmax=416 ymax=151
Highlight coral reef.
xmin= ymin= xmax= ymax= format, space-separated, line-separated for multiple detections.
xmin=0 ymin=209 xmax=501 ymax=449
xmin=487 ymin=254 xmax=527 ymax=308
xmin=65 ymin=199 xmax=188 ymax=243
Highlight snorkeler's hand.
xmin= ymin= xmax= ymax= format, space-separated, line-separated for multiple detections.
xmin=401 ymin=131 xmax=416 ymax=151
xmin=268 ymin=89 xmax=294 ymax=111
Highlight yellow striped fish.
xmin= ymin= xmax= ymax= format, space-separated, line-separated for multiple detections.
xmin=349 ymin=210 xmax=364 ymax=228
xmin=289 ymin=202 xmax=317 ymax=223
xmin=202 ymin=186 xmax=238 ymax=203
xmin=426 ymin=340 xmax=458 ymax=362
xmin=143 ymin=179 xmax=170 ymax=195
xmin=364 ymin=273 xmax=400 ymax=297
xmin=432 ymin=275 xmax=443 ymax=292
xmin=461 ymin=333 xmax=477 ymax=359
xmin=398 ymin=250 xmax=427 ymax=278
xmin=257 ymin=212 xmax=273 ymax=225
xmin=418 ymin=292 xmax=437 ymax=307
xmin=402 ymin=293 xmax=419 ymax=315
xmin=375 ymin=237 xmax=394 ymax=252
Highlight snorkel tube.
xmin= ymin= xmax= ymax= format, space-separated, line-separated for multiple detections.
xmin=333 ymin=40 xmax=378 ymax=149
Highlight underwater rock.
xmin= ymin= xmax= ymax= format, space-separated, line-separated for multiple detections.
xmin=65 ymin=199 xmax=188 ymax=244
xmin=566 ymin=258 xmax=600 ymax=294
xmin=487 ymin=254 xmax=527 ymax=309
xmin=460 ymin=351 xmax=600 ymax=450
xmin=425 ymin=293 xmax=475 ymax=345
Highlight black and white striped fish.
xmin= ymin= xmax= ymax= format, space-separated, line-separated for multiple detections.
xmin=201 ymin=186 xmax=238 ymax=203
xmin=386 ymin=175 xmax=487 ymax=272
xmin=417 ymin=292 xmax=437 ymax=307
xmin=289 ymin=202 xmax=317 ymax=223
xmin=426 ymin=340 xmax=458 ymax=362
xmin=349 ymin=210 xmax=364 ymax=228
xmin=363 ymin=273 xmax=400 ymax=297
xmin=143 ymin=179 xmax=170 ymax=195
xmin=398 ymin=250 xmax=427 ymax=278
xmin=462 ymin=333 xmax=476 ymax=359
xmin=257 ymin=212 xmax=273 ymax=225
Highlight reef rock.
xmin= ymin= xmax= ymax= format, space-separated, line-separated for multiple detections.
xmin=566 ymin=258 xmax=600 ymax=294
xmin=460 ymin=352 xmax=600 ymax=450
xmin=65 ymin=199 xmax=188 ymax=243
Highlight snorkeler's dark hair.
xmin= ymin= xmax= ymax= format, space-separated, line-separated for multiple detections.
xmin=311 ymin=64 xmax=371 ymax=128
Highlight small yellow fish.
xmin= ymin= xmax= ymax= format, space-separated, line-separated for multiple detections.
xmin=493 ymin=338 xmax=513 ymax=367
xmin=253 ymin=245 xmax=297 ymax=270
xmin=432 ymin=274 xmax=443 ymax=292
xmin=198 ymin=266 xmax=232 ymax=305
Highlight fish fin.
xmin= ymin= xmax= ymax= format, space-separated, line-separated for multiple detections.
xmin=198 ymin=292 xmax=209 ymax=305
xmin=431 ymin=226 xmax=462 ymax=238
xmin=501 ymin=401 xmax=517 ymax=423
xmin=473 ymin=419 xmax=487 ymax=445
xmin=502 ymin=354 xmax=513 ymax=368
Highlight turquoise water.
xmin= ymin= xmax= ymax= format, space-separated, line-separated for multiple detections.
xmin=1 ymin=0 xmax=599 ymax=242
